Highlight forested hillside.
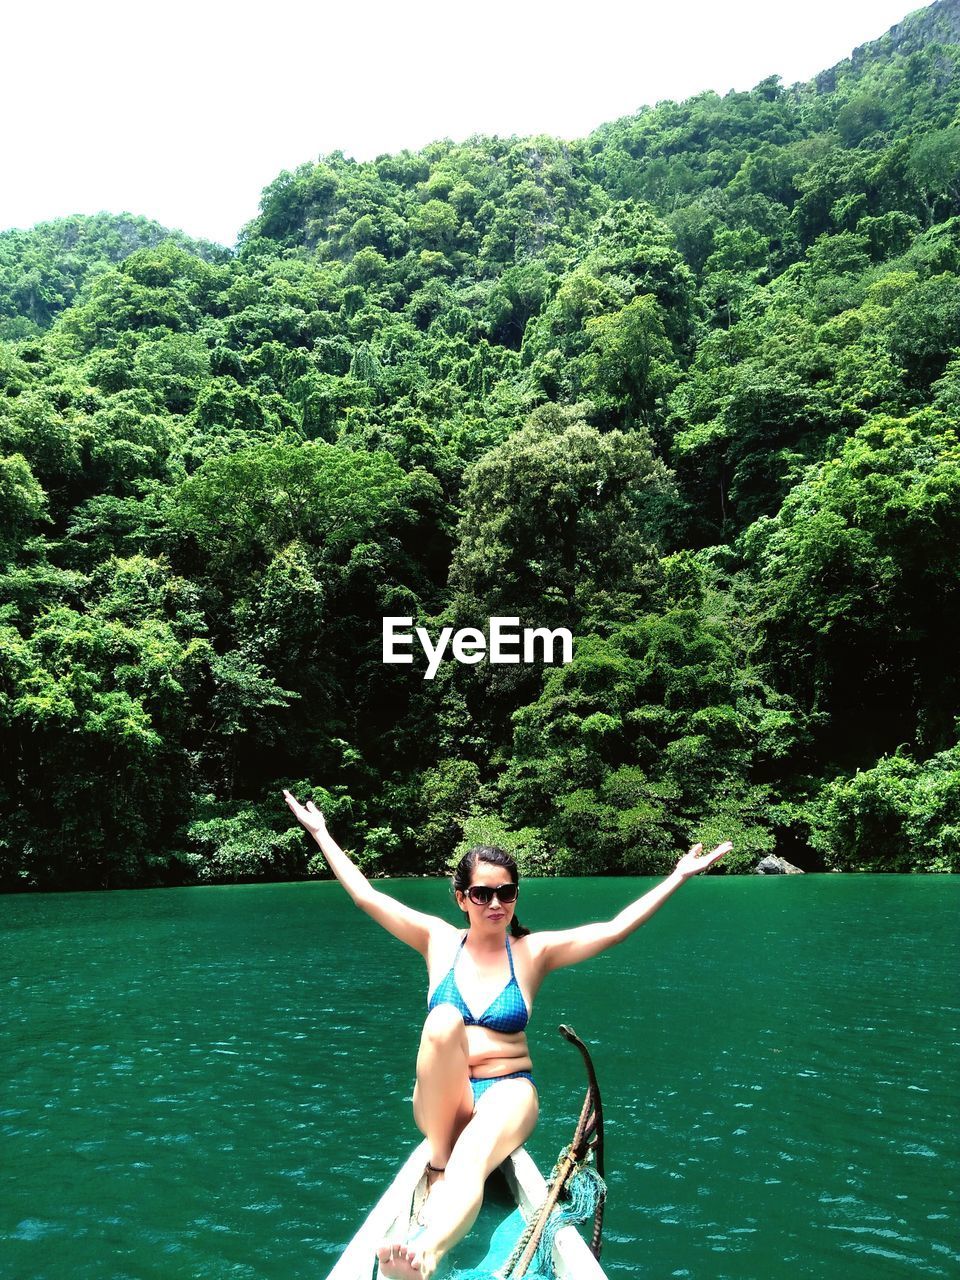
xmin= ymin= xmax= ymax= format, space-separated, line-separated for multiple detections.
xmin=2 ymin=0 xmax=959 ymax=889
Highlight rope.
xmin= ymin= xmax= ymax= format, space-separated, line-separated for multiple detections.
xmin=499 ymin=1147 xmax=607 ymax=1279
xmin=528 ymin=1164 xmax=606 ymax=1276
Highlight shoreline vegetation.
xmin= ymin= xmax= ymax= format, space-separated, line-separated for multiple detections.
xmin=2 ymin=2 xmax=960 ymax=891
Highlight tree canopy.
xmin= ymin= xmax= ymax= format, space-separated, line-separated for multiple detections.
xmin=3 ymin=0 xmax=959 ymax=887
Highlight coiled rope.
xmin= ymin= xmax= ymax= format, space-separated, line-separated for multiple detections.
xmin=499 ymin=1145 xmax=607 ymax=1279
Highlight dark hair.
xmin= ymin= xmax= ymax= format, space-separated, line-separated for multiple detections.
xmin=452 ymin=845 xmax=530 ymax=938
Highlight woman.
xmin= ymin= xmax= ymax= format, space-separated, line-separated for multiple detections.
xmin=283 ymin=788 xmax=730 ymax=1279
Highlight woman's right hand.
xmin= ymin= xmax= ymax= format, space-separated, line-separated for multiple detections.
xmin=675 ymin=840 xmax=732 ymax=879
xmin=283 ymin=788 xmax=328 ymax=838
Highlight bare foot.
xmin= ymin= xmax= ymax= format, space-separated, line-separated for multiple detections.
xmin=377 ymin=1239 xmax=436 ymax=1279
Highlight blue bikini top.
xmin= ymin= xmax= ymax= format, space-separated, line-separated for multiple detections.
xmin=427 ymin=933 xmax=529 ymax=1034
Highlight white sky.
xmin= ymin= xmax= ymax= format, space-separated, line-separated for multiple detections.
xmin=4 ymin=0 xmax=921 ymax=248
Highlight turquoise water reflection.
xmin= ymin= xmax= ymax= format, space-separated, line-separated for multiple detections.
xmin=1 ymin=875 xmax=957 ymax=1278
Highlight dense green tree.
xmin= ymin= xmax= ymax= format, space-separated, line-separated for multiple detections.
xmin=2 ymin=5 xmax=960 ymax=883
xmin=0 ymin=556 xmax=213 ymax=889
xmin=495 ymin=596 xmax=780 ymax=875
xmin=909 ymin=127 xmax=960 ymax=225
xmin=808 ymin=739 xmax=960 ymax=872
xmin=450 ymin=404 xmax=676 ymax=624
xmin=742 ymin=409 xmax=960 ymax=761
xmin=583 ymin=294 xmax=681 ymax=427
xmin=0 ymin=454 xmax=48 ymax=558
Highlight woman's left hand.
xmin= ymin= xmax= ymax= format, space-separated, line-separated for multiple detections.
xmin=283 ymin=789 xmax=328 ymax=839
xmin=675 ymin=841 xmax=732 ymax=879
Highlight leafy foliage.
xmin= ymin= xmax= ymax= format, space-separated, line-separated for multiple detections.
xmin=808 ymin=738 xmax=960 ymax=872
xmin=2 ymin=4 xmax=959 ymax=886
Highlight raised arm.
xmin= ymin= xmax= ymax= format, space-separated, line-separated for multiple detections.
xmin=283 ymin=789 xmax=446 ymax=956
xmin=530 ymin=842 xmax=732 ymax=975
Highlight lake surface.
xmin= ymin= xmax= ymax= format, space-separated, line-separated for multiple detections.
xmin=1 ymin=876 xmax=957 ymax=1279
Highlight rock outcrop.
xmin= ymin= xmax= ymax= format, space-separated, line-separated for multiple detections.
xmin=756 ymin=855 xmax=805 ymax=875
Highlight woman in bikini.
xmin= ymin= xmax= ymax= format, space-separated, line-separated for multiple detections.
xmin=283 ymin=788 xmax=730 ymax=1280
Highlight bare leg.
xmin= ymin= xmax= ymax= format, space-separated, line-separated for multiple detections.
xmin=411 ymin=1004 xmax=475 ymax=1171
xmin=378 ymin=1077 xmax=538 ymax=1279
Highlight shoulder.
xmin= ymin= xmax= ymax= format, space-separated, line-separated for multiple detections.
xmin=430 ymin=921 xmax=464 ymax=947
xmin=426 ymin=921 xmax=464 ymax=967
xmin=514 ymin=929 xmax=548 ymax=955
xmin=509 ymin=929 xmax=549 ymax=971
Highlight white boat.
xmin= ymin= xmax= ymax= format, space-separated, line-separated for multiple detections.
xmin=326 ymin=1137 xmax=609 ymax=1280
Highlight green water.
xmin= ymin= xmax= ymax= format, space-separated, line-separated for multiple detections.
xmin=1 ymin=876 xmax=957 ymax=1279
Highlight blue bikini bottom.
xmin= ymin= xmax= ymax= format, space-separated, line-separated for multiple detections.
xmin=470 ymin=1071 xmax=537 ymax=1104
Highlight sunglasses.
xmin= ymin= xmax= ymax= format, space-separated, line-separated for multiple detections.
xmin=464 ymin=882 xmax=519 ymax=907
